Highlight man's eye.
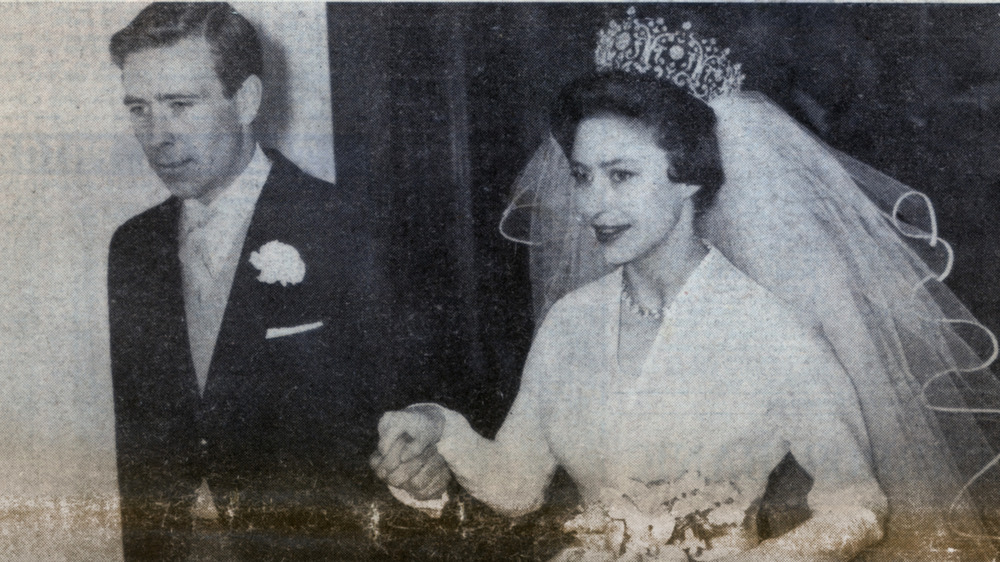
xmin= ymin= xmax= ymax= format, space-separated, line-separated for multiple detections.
xmin=609 ymin=169 xmax=636 ymax=183
xmin=170 ymin=101 xmax=193 ymax=112
xmin=128 ymin=105 xmax=148 ymax=117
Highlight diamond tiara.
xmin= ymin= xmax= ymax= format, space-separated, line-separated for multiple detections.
xmin=595 ymin=7 xmax=745 ymax=102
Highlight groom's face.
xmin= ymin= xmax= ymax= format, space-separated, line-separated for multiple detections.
xmin=122 ymin=36 xmax=248 ymax=203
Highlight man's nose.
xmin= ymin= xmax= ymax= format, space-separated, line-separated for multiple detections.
xmin=145 ymin=109 xmax=177 ymax=146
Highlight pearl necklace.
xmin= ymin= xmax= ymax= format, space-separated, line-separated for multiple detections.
xmin=621 ymin=283 xmax=664 ymax=320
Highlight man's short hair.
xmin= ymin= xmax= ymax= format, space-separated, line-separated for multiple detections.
xmin=110 ymin=2 xmax=263 ymax=97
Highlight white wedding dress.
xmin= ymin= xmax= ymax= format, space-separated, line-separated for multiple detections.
xmin=431 ymin=248 xmax=886 ymax=559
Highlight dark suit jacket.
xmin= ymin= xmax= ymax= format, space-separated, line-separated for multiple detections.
xmin=109 ymin=149 xmax=432 ymax=559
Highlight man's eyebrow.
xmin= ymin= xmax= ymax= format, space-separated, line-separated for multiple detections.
xmin=156 ymin=93 xmax=201 ymax=102
xmin=122 ymin=93 xmax=202 ymax=105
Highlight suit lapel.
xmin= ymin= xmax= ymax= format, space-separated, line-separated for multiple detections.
xmin=152 ymin=198 xmax=202 ymax=402
xmin=201 ymin=153 xmax=294 ymax=402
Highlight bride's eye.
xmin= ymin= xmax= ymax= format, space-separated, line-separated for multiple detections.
xmin=609 ymin=169 xmax=636 ymax=183
xmin=570 ymin=167 xmax=591 ymax=187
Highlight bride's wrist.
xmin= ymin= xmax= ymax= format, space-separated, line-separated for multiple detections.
xmin=403 ymin=403 xmax=446 ymax=442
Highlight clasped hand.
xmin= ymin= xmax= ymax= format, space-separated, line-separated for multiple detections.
xmin=370 ymin=406 xmax=451 ymax=501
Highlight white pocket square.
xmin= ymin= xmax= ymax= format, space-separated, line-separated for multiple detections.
xmin=266 ymin=321 xmax=324 ymax=339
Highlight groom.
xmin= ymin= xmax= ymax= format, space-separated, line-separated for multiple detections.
xmin=107 ymin=3 xmax=445 ymax=559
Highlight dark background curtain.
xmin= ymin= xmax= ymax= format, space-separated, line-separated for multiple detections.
xmin=327 ymin=3 xmax=1000 ymax=437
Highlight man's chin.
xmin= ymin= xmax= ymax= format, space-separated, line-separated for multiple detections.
xmin=161 ymin=180 xmax=209 ymax=201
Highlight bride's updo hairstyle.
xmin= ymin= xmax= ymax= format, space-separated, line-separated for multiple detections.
xmin=550 ymin=69 xmax=725 ymax=212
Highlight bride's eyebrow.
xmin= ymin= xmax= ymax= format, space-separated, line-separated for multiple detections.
xmin=569 ymin=157 xmax=638 ymax=170
xmin=597 ymin=158 xmax=638 ymax=169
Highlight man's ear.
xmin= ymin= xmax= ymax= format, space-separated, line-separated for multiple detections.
xmin=235 ymin=74 xmax=263 ymax=127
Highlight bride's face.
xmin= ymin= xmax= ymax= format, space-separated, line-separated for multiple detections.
xmin=570 ymin=115 xmax=700 ymax=267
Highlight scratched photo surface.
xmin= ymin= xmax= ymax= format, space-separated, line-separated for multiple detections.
xmin=1 ymin=3 xmax=1000 ymax=560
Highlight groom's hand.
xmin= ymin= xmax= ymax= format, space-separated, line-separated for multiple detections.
xmin=371 ymin=436 xmax=451 ymax=500
xmin=387 ymin=446 xmax=451 ymax=500
xmin=371 ymin=408 xmax=449 ymax=499
xmin=403 ymin=450 xmax=450 ymax=500
xmin=370 ymin=434 xmax=429 ymax=484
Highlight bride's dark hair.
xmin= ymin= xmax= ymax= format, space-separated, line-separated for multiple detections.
xmin=551 ymin=70 xmax=724 ymax=212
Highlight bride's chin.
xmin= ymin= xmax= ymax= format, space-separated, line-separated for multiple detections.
xmin=599 ymin=246 xmax=639 ymax=267
xmin=603 ymin=257 xmax=633 ymax=269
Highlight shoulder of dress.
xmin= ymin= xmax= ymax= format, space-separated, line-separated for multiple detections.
xmin=535 ymin=270 xmax=619 ymax=342
xmin=707 ymin=256 xmax=819 ymax=341
xmin=548 ymin=270 xmax=619 ymax=316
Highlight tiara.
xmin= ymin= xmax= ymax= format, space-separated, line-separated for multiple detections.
xmin=595 ymin=7 xmax=744 ymax=102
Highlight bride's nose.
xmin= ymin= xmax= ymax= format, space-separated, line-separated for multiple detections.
xmin=575 ymin=176 xmax=614 ymax=220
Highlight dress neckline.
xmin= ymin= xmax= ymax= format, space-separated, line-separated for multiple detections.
xmin=608 ymin=247 xmax=720 ymax=381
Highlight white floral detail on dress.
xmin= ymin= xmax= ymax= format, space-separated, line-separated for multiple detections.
xmin=249 ymin=240 xmax=306 ymax=286
xmin=558 ymin=472 xmax=751 ymax=561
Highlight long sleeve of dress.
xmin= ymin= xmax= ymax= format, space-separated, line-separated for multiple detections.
xmin=752 ymin=309 xmax=888 ymax=560
xmin=432 ymin=316 xmax=561 ymax=516
xmin=777 ymin=328 xmax=886 ymax=518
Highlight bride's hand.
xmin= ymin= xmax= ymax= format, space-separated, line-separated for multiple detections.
xmin=371 ymin=406 xmax=448 ymax=498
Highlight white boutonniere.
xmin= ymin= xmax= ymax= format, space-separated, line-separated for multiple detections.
xmin=249 ymin=240 xmax=306 ymax=286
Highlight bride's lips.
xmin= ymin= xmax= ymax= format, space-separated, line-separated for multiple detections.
xmin=594 ymin=224 xmax=630 ymax=245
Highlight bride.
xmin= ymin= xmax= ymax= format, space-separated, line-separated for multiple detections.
xmin=372 ymin=10 xmax=999 ymax=561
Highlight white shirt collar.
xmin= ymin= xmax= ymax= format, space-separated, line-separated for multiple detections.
xmin=180 ymin=145 xmax=272 ymax=277
xmin=182 ymin=145 xmax=271 ymax=229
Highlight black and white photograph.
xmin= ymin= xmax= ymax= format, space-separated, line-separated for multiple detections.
xmin=2 ymin=2 xmax=1000 ymax=560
